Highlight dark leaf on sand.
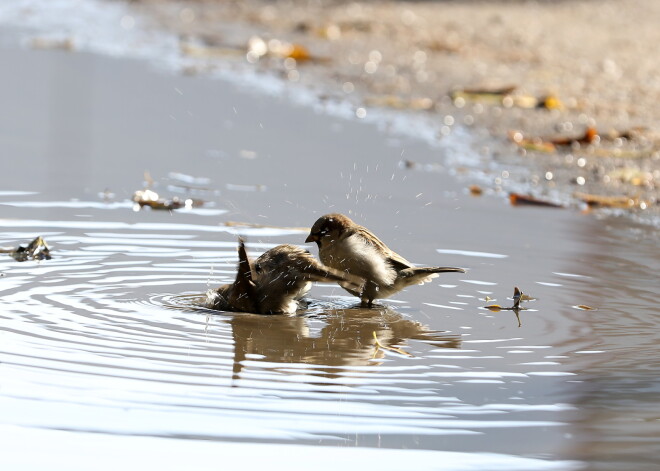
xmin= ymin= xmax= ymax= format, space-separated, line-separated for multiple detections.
xmin=452 ymin=85 xmax=517 ymax=102
xmin=1 ymin=236 xmax=52 ymax=262
xmin=509 ymin=193 xmax=564 ymax=208
xmin=509 ymin=131 xmax=556 ymax=153
xmin=575 ymin=192 xmax=650 ymax=210
xmin=509 ymin=127 xmax=599 ymax=153
xmin=549 ymin=127 xmax=599 ymax=146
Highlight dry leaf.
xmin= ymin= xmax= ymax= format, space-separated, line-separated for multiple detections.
xmin=509 ymin=131 xmax=556 ymax=153
xmin=539 ymin=95 xmax=564 ymax=110
xmin=1 ymin=236 xmax=52 ymax=262
xmin=133 ymin=189 xmax=204 ymax=211
xmin=608 ymin=168 xmax=654 ymax=187
xmin=575 ymin=192 xmax=650 ymax=209
xmin=512 ymin=287 xmax=523 ymax=309
xmin=283 ymin=43 xmax=311 ymax=61
xmin=485 ymin=305 xmax=503 ymax=312
xmin=550 ymin=127 xmax=599 ymax=146
xmin=452 ymin=85 xmax=517 ymax=101
xmin=574 ymin=304 xmax=596 ymax=311
xmin=469 ymin=184 xmax=483 ymax=196
xmin=509 ymin=193 xmax=564 ymax=208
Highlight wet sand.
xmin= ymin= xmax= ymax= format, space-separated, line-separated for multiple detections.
xmin=125 ymin=0 xmax=660 ymax=224
xmin=0 ymin=7 xmax=659 ymax=471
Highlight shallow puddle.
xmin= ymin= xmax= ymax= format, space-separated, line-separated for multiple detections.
xmin=0 ymin=23 xmax=659 ymax=471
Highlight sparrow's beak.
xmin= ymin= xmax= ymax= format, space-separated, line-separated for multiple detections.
xmin=305 ymin=233 xmax=318 ymax=243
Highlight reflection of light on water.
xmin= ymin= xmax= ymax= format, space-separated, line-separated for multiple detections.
xmin=424 ymin=303 xmax=463 ymax=311
xmin=437 ymin=248 xmax=508 ymax=259
xmin=0 ymin=212 xmax=586 ymax=467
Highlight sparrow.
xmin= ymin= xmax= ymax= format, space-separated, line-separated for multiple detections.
xmin=209 ymin=238 xmax=362 ymax=315
xmin=305 ymin=213 xmax=466 ymax=307
xmin=252 ymin=243 xmax=362 ymax=314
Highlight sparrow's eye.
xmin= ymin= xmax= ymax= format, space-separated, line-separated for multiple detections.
xmin=255 ymin=263 xmax=262 ymax=273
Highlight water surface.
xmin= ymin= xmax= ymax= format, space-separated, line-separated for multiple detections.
xmin=0 ymin=22 xmax=659 ymax=471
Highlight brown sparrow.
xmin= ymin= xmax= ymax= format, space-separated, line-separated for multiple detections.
xmin=209 ymin=239 xmax=362 ymax=315
xmin=252 ymin=244 xmax=362 ymax=314
xmin=305 ymin=213 xmax=466 ymax=307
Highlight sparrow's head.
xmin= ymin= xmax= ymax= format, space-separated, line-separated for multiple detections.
xmin=305 ymin=213 xmax=354 ymax=247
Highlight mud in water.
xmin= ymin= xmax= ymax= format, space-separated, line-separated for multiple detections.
xmin=0 ymin=23 xmax=659 ymax=471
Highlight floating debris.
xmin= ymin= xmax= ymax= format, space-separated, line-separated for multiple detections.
xmin=574 ymin=304 xmax=596 ymax=311
xmin=133 ymin=172 xmax=205 ymax=211
xmin=484 ymin=304 xmax=504 ymax=312
xmin=484 ymin=287 xmax=531 ymax=328
xmin=469 ymin=184 xmax=483 ymax=196
xmin=133 ymin=191 xmax=204 ymax=211
xmin=0 ymin=236 xmax=52 ymax=262
xmin=509 ymin=193 xmax=564 ymax=208
xmin=373 ymin=331 xmax=414 ymax=357
xmin=364 ymin=95 xmax=434 ymax=110
xmin=512 ymin=287 xmax=523 ymax=309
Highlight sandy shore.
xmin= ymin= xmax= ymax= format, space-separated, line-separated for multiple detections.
xmin=123 ymin=0 xmax=660 ymax=223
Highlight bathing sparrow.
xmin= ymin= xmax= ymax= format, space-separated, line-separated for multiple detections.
xmin=305 ymin=213 xmax=465 ymax=307
xmin=253 ymin=243 xmax=362 ymax=314
xmin=210 ymin=239 xmax=362 ymax=314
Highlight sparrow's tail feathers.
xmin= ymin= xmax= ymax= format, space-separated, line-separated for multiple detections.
xmin=400 ymin=266 xmax=466 ymax=277
xmin=228 ymin=237 xmax=259 ymax=312
xmin=399 ymin=266 xmax=465 ymax=286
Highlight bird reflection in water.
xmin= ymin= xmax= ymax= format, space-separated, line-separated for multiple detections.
xmin=225 ymin=303 xmax=461 ymax=382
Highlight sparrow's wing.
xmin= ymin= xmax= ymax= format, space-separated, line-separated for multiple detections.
xmin=286 ymin=247 xmax=363 ymax=290
xmin=352 ymin=225 xmax=413 ymax=271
